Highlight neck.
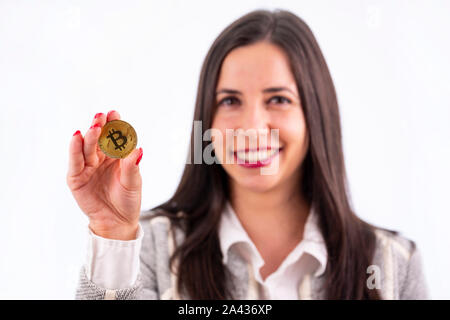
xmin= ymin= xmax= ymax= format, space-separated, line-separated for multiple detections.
xmin=229 ymin=176 xmax=310 ymax=244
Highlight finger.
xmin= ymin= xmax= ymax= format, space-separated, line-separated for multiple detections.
xmin=91 ymin=112 xmax=106 ymax=127
xmin=83 ymin=122 xmax=102 ymax=167
xmin=68 ymin=130 xmax=85 ymax=177
xmin=90 ymin=113 xmax=108 ymax=162
xmin=107 ymin=109 xmax=121 ymax=122
xmin=120 ymin=147 xmax=143 ymax=191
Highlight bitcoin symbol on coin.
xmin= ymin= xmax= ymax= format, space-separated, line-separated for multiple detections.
xmin=106 ymin=129 xmax=128 ymax=151
xmin=98 ymin=120 xmax=137 ymax=159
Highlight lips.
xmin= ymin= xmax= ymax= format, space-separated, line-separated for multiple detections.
xmin=233 ymin=147 xmax=283 ymax=168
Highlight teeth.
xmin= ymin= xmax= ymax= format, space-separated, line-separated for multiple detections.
xmin=236 ymin=149 xmax=278 ymax=162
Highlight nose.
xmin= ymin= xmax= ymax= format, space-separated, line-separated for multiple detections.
xmin=240 ymin=103 xmax=270 ymax=132
xmin=236 ymin=103 xmax=271 ymax=149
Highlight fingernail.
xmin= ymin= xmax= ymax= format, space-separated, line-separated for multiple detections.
xmin=73 ymin=130 xmax=81 ymax=136
xmin=107 ymin=110 xmax=116 ymax=117
xmin=136 ymin=148 xmax=143 ymax=165
xmin=89 ymin=123 xmax=101 ymax=129
xmin=94 ymin=113 xmax=103 ymax=119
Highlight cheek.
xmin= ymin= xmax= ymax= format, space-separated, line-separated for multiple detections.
xmin=211 ymin=123 xmax=229 ymax=162
xmin=276 ymin=112 xmax=308 ymax=153
xmin=286 ymin=121 xmax=307 ymax=143
xmin=212 ymin=116 xmax=235 ymax=148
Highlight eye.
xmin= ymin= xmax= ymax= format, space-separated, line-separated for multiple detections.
xmin=217 ymin=96 xmax=240 ymax=107
xmin=268 ymin=96 xmax=292 ymax=105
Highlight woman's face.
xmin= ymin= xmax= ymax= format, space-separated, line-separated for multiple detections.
xmin=211 ymin=41 xmax=309 ymax=193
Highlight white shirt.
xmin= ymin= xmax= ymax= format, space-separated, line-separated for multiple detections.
xmin=218 ymin=201 xmax=327 ymax=299
xmin=85 ymin=202 xmax=328 ymax=298
xmin=85 ymin=223 xmax=144 ymax=290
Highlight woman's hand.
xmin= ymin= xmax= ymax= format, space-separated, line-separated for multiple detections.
xmin=66 ymin=110 xmax=143 ymax=240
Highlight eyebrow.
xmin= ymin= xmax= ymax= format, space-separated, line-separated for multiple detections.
xmin=215 ymin=87 xmax=297 ymax=97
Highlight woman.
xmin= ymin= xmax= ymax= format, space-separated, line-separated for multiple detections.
xmin=67 ymin=9 xmax=429 ymax=299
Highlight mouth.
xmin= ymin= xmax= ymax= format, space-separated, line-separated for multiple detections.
xmin=232 ymin=147 xmax=283 ymax=168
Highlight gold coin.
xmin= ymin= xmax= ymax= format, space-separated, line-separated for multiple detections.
xmin=98 ymin=120 xmax=137 ymax=159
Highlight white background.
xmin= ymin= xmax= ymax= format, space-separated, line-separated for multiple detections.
xmin=0 ymin=0 xmax=449 ymax=299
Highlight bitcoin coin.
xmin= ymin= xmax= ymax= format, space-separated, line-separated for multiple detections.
xmin=98 ymin=120 xmax=137 ymax=159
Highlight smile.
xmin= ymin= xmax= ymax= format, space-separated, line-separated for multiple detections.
xmin=233 ymin=147 xmax=283 ymax=168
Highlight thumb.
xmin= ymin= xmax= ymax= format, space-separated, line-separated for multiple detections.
xmin=120 ymin=147 xmax=143 ymax=191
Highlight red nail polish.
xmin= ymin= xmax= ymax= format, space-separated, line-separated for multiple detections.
xmin=94 ymin=113 xmax=103 ymax=119
xmin=73 ymin=130 xmax=81 ymax=136
xmin=90 ymin=123 xmax=101 ymax=129
xmin=107 ymin=110 xmax=116 ymax=117
xmin=136 ymin=148 xmax=143 ymax=165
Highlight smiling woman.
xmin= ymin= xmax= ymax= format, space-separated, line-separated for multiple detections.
xmin=212 ymin=41 xmax=308 ymax=195
xmin=71 ymin=8 xmax=429 ymax=300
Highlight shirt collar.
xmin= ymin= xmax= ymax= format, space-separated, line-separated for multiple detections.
xmin=218 ymin=200 xmax=328 ymax=278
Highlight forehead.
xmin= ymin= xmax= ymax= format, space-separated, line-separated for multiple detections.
xmin=217 ymin=41 xmax=296 ymax=90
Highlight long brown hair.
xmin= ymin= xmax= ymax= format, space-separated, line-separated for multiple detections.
xmin=151 ymin=9 xmax=386 ymax=299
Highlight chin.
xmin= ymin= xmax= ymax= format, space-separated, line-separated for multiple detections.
xmin=234 ymin=174 xmax=281 ymax=193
